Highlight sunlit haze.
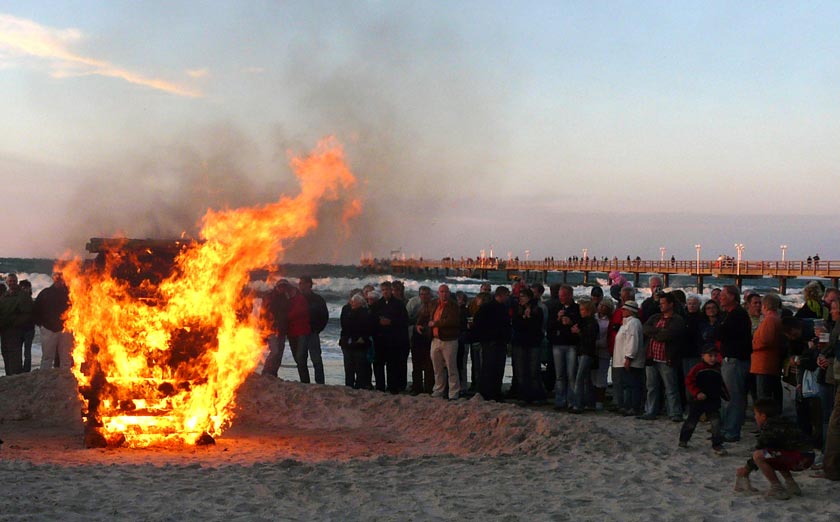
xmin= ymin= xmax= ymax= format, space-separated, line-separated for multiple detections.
xmin=2 ymin=2 xmax=839 ymax=263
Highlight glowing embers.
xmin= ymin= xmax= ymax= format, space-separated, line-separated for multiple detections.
xmin=65 ymin=137 xmax=361 ymax=448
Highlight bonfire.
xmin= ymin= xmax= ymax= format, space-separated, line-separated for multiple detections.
xmin=62 ymin=137 xmax=361 ymax=448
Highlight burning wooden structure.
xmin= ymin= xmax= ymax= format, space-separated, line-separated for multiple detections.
xmin=64 ymin=138 xmax=360 ymax=449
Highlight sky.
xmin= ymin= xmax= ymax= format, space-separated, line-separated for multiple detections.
xmin=1 ymin=1 xmax=839 ymax=264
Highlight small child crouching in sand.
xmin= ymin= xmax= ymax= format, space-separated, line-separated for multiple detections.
xmin=679 ymin=344 xmax=729 ymax=454
xmin=734 ymin=398 xmax=815 ymax=499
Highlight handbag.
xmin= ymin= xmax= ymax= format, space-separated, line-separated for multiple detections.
xmin=801 ymin=369 xmax=819 ymax=398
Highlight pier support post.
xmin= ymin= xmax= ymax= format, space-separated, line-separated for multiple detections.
xmin=663 ymin=273 xmax=670 ymax=287
xmin=562 ymin=271 xmax=568 ymax=283
xmin=696 ymin=275 xmax=704 ymax=294
xmin=633 ymin=273 xmax=640 ymax=287
xmin=735 ymin=277 xmax=743 ymax=291
xmin=779 ymin=277 xmax=787 ymax=296
xmin=583 ymin=271 xmax=589 ymax=284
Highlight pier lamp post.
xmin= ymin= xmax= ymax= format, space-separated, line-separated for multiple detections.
xmin=660 ymin=247 xmax=666 ymax=262
xmin=524 ymin=249 xmax=530 ymax=261
xmin=780 ymin=244 xmax=787 ymax=262
xmin=695 ymin=244 xmax=701 ymax=272
xmin=582 ymin=248 xmax=588 ymax=262
xmin=734 ymin=243 xmax=745 ymax=276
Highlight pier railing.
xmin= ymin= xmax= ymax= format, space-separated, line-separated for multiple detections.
xmin=360 ymin=257 xmax=840 ymax=293
xmin=362 ymin=257 xmax=840 ymax=278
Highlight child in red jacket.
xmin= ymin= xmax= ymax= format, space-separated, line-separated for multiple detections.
xmin=678 ymin=344 xmax=730 ymax=454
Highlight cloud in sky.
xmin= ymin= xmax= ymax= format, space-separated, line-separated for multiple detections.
xmin=0 ymin=13 xmax=201 ymax=97
xmin=186 ymin=68 xmax=208 ymax=78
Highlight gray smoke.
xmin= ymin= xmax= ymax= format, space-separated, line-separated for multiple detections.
xmin=62 ymin=5 xmax=513 ymax=263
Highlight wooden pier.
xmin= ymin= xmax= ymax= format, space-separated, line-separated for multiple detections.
xmin=360 ymin=257 xmax=840 ymax=295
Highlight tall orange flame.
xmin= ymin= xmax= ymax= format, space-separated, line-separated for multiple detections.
xmin=63 ymin=137 xmax=359 ymax=447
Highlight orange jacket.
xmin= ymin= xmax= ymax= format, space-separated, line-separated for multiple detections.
xmin=751 ymin=313 xmax=783 ymax=375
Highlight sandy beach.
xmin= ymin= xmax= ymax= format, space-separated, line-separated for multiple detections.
xmin=1 ymin=370 xmax=837 ymax=521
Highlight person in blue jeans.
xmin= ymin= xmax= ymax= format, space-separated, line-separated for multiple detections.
xmin=571 ymin=300 xmax=599 ymax=413
xmin=640 ymin=292 xmax=684 ymax=421
xmin=716 ymin=285 xmax=753 ymax=442
xmin=547 ymin=284 xmax=580 ymax=410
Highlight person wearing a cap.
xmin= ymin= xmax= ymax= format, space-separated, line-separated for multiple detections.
xmin=613 ymin=300 xmax=645 ymax=416
xmin=609 ymin=286 xmax=636 ymax=413
xmin=679 ymin=343 xmax=730 ymax=454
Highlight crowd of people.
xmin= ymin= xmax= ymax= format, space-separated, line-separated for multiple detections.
xmin=0 ymin=272 xmax=72 ymax=375
xmin=259 ymin=274 xmax=839 ymax=498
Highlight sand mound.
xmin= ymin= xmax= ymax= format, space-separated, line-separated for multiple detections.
xmin=0 ymin=371 xmax=626 ymax=463
xmin=0 ymin=369 xmax=83 ymax=429
xmin=234 ymin=375 xmax=627 ymax=458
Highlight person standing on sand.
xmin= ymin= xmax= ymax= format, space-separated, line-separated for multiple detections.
xmin=547 ymin=284 xmax=579 ymax=410
xmin=260 ymin=279 xmax=290 ymax=377
xmin=32 ymin=272 xmax=73 ymax=370
xmin=609 ymin=286 xmax=635 ymax=412
xmin=614 ymin=301 xmax=645 ymax=416
xmin=428 ymin=284 xmax=461 ymax=400
xmin=339 ymin=292 xmax=373 ymax=389
xmin=570 ymin=300 xmax=598 ymax=413
xmin=471 ymin=286 xmax=511 ymax=402
xmin=679 ymin=344 xmax=729 ymax=455
xmin=512 ymin=287 xmax=545 ymax=404
xmin=751 ymin=294 xmax=784 ymax=411
xmin=717 ymin=285 xmax=753 ymax=443
xmin=285 ymin=282 xmax=313 ymax=383
xmin=18 ymin=280 xmax=35 ymax=372
xmin=0 ymin=273 xmax=32 ymax=376
xmin=640 ymin=292 xmax=684 ymax=422
xmin=371 ymin=281 xmax=409 ymax=393
xmin=411 ymin=286 xmax=435 ymax=395
xmin=299 ymin=276 xmax=329 ymax=385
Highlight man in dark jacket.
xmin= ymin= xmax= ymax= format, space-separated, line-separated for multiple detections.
xmin=717 ymin=284 xmax=753 ymax=442
xmin=472 ymin=286 xmax=511 ymax=401
xmin=299 ymin=276 xmax=329 ymax=384
xmin=33 ymin=272 xmax=74 ymax=370
xmin=411 ymin=286 xmax=435 ymax=395
xmin=640 ymin=292 xmax=685 ymax=421
xmin=0 ymin=273 xmax=33 ymax=375
xmin=547 ymin=284 xmax=580 ymax=409
xmin=261 ymin=280 xmax=290 ymax=377
xmin=370 ymin=281 xmax=409 ymax=393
